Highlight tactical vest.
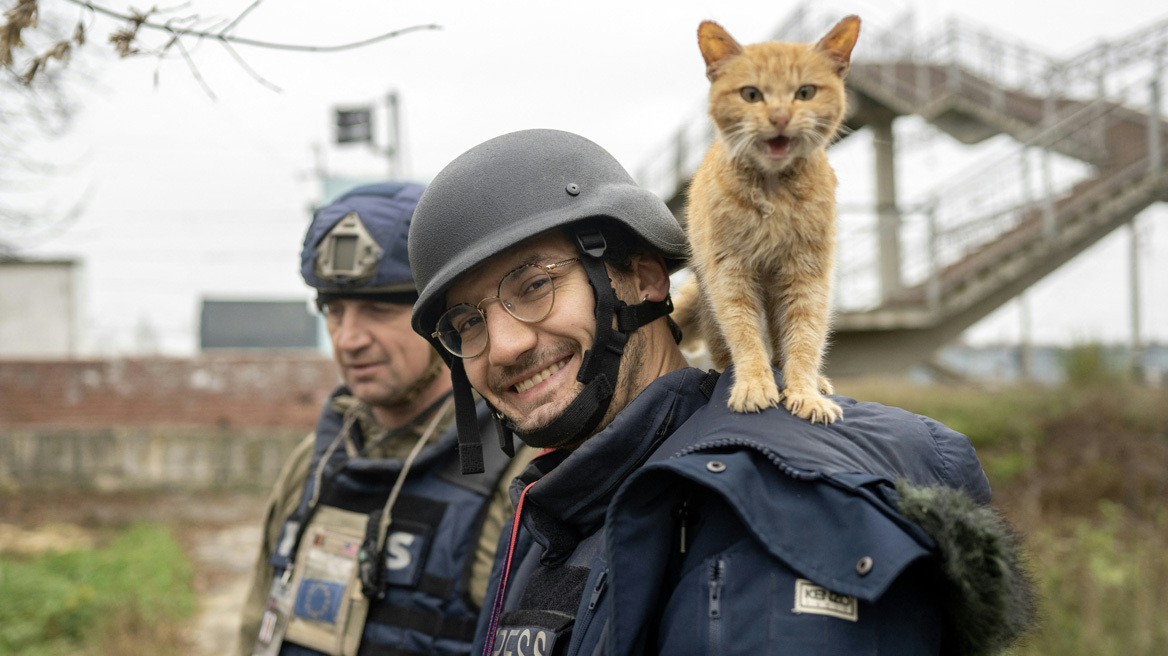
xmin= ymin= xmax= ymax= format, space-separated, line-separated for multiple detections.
xmin=268 ymin=391 xmax=510 ymax=656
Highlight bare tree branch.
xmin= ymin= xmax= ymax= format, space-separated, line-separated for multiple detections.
xmin=0 ymin=0 xmax=442 ymax=249
xmin=220 ymin=0 xmax=262 ymax=35
xmin=220 ymin=38 xmax=280 ymax=92
xmin=4 ymin=1 xmax=441 ymax=88
xmin=64 ymin=0 xmax=439 ymax=52
xmin=170 ymin=26 xmax=215 ymax=99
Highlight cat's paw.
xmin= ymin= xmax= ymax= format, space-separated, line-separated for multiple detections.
xmin=817 ymin=375 xmax=834 ymax=395
xmin=782 ymin=388 xmax=843 ymax=424
xmin=727 ymin=376 xmax=782 ymax=413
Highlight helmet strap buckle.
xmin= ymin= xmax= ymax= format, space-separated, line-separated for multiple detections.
xmin=574 ymin=227 xmax=608 ymax=259
xmin=494 ymin=411 xmax=516 ymax=457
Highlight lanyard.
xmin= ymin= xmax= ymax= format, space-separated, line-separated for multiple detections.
xmin=481 ymin=446 xmax=557 ymax=656
xmin=283 ymin=391 xmax=454 ymax=583
xmin=369 ymin=397 xmax=453 ymax=568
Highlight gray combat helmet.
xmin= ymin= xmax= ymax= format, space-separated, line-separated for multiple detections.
xmin=410 ymin=129 xmax=687 ymax=339
xmin=408 ymin=129 xmax=688 ymax=472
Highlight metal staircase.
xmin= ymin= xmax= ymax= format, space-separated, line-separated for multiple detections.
xmin=640 ymin=6 xmax=1168 ymax=376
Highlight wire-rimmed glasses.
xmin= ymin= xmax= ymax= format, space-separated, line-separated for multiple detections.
xmin=432 ymin=258 xmax=580 ymax=358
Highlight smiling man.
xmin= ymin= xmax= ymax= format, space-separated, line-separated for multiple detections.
xmin=445 ymin=229 xmax=684 ymax=443
xmin=407 ymin=130 xmax=1035 ymax=655
xmin=238 ymin=182 xmax=534 ymax=656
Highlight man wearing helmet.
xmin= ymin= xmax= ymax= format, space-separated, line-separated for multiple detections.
xmin=238 ymin=183 xmax=534 ymax=656
xmin=408 ymin=131 xmax=1034 ymax=654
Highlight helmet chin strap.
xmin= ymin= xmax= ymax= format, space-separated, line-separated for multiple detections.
xmin=451 ymin=225 xmax=673 ymax=473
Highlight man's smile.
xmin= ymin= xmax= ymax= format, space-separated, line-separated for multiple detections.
xmin=512 ymin=357 xmax=570 ymax=394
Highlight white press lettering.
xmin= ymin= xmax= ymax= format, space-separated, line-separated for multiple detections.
xmin=492 ymin=628 xmax=507 ymax=656
xmin=386 ymin=532 xmax=416 ymax=570
xmin=517 ymin=629 xmax=531 ymax=656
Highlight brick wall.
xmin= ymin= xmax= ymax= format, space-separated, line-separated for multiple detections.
xmin=0 ymin=355 xmax=341 ymax=490
xmin=0 ymin=354 xmax=339 ymax=428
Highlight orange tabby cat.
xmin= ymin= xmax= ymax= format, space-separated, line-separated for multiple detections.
xmin=680 ymin=16 xmax=859 ymax=422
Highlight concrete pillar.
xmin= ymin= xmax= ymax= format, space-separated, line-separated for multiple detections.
xmin=1018 ymin=294 xmax=1033 ymax=382
xmin=872 ymin=117 xmax=903 ymax=303
xmin=1130 ymin=219 xmax=1145 ymax=381
xmin=1150 ymin=71 xmax=1163 ymax=173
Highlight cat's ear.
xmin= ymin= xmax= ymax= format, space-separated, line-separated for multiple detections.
xmin=814 ymin=15 xmax=861 ymax=77
xmin=698 ymin=21 xmax=743 ymax=81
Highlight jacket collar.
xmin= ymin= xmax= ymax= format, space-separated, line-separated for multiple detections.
xmin=511 ymin=367 xmax=709 ymax=565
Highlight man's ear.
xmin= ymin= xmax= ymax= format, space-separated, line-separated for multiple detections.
xmin=630 ymin=252 xmax=671 ymax=303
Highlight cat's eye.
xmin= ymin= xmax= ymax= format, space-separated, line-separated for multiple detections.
xmin=796 ymin=85 xmax=817 ymax=100
xmin=739 ymin=87 xmax=763 ymax=103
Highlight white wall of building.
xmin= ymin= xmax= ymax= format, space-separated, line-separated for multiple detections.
xmin=0 ymin=260 xmax=77 ymax=358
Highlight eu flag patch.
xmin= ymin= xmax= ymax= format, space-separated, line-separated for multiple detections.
xmin=293 ymin=579 xmax=345 ymax=624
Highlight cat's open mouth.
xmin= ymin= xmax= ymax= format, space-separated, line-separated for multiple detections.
xmin=764 ymin=136 xmax=792 ymax=158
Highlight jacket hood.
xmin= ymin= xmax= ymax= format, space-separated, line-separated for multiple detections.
xmin=896 ymin=480 xmax=1038 ymax=656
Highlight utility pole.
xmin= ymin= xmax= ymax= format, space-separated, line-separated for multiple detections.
xmin=1018 ymin=293 xmax=1033 ymax=382
xmin=386 ymin=91 xmax=402 ymax=178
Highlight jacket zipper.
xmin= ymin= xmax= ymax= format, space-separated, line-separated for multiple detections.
xmin=675 ymin=492 xmax=695 ymax=554
xmin=708 ymin=558 xmax=724 ymax=656
xmin=588 ymin=568 xmax=609 ymax=612
xmin=568 ymin=567 xmax=609 ymax=656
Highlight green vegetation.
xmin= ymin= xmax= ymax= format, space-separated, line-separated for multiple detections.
xmin=840 ymin=369 xmax=1168 ymax=656
xmin=0 ymin=522 xmax=194 ymax=656
xmin=1015 ymin=505 xmax=1168 ymax=655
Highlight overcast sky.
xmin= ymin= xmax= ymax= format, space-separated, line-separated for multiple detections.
xmin=11 ymin=0 xmax=1168 ymax=355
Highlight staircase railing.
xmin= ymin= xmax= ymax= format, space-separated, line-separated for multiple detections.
xmin=838 ymin=82 xmax=1165 ymax=312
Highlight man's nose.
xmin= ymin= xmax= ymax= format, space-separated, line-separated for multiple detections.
xmin=335 ymin=311 xmax=372 ymax=352
xmin=483 ymin=304 xmax=537 ymax=366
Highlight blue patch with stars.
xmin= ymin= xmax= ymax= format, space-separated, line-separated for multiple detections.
xmin=293 ymin=579 xmax=345 ymax=624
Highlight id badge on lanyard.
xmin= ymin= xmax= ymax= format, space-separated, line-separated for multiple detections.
xmin=251 ymin=570 xmax=295 ymax=656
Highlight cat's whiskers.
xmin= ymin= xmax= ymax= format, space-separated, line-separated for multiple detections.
xmin=827 ymin=122 xmax=855 ymax=145
xmin=718 ymin=123 xmax=756 ymax=165
xmin=803 ymin=117 xmax=843 ymax=149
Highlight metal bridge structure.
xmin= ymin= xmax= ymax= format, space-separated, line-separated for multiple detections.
xmin=637 ymin=6 xmax=1168 ymax=377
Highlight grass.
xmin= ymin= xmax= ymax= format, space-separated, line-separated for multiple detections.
xmin=1014 ymin=505 xmax=1168 ymax=656
xmin=839 ymin=368 xmax=1168 ymax=656
xmin=0 ymin=522 xmax=194 ymax=656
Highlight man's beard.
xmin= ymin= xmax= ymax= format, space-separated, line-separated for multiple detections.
xmin=506 ymin=328 xmax=647 ymax=449
xmin=488 ymin=342 xmax=579 ymax=435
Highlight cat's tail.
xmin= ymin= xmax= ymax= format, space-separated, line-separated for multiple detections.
xmin=670 ymin=276 xmax=704 ymax=351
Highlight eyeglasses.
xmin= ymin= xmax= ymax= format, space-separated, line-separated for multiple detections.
xmin=432 ymin=258 xmax=581 ymax=358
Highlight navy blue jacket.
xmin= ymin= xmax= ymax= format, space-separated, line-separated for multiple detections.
xmin=475 ymin=366 xmax=1028 ymax=655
